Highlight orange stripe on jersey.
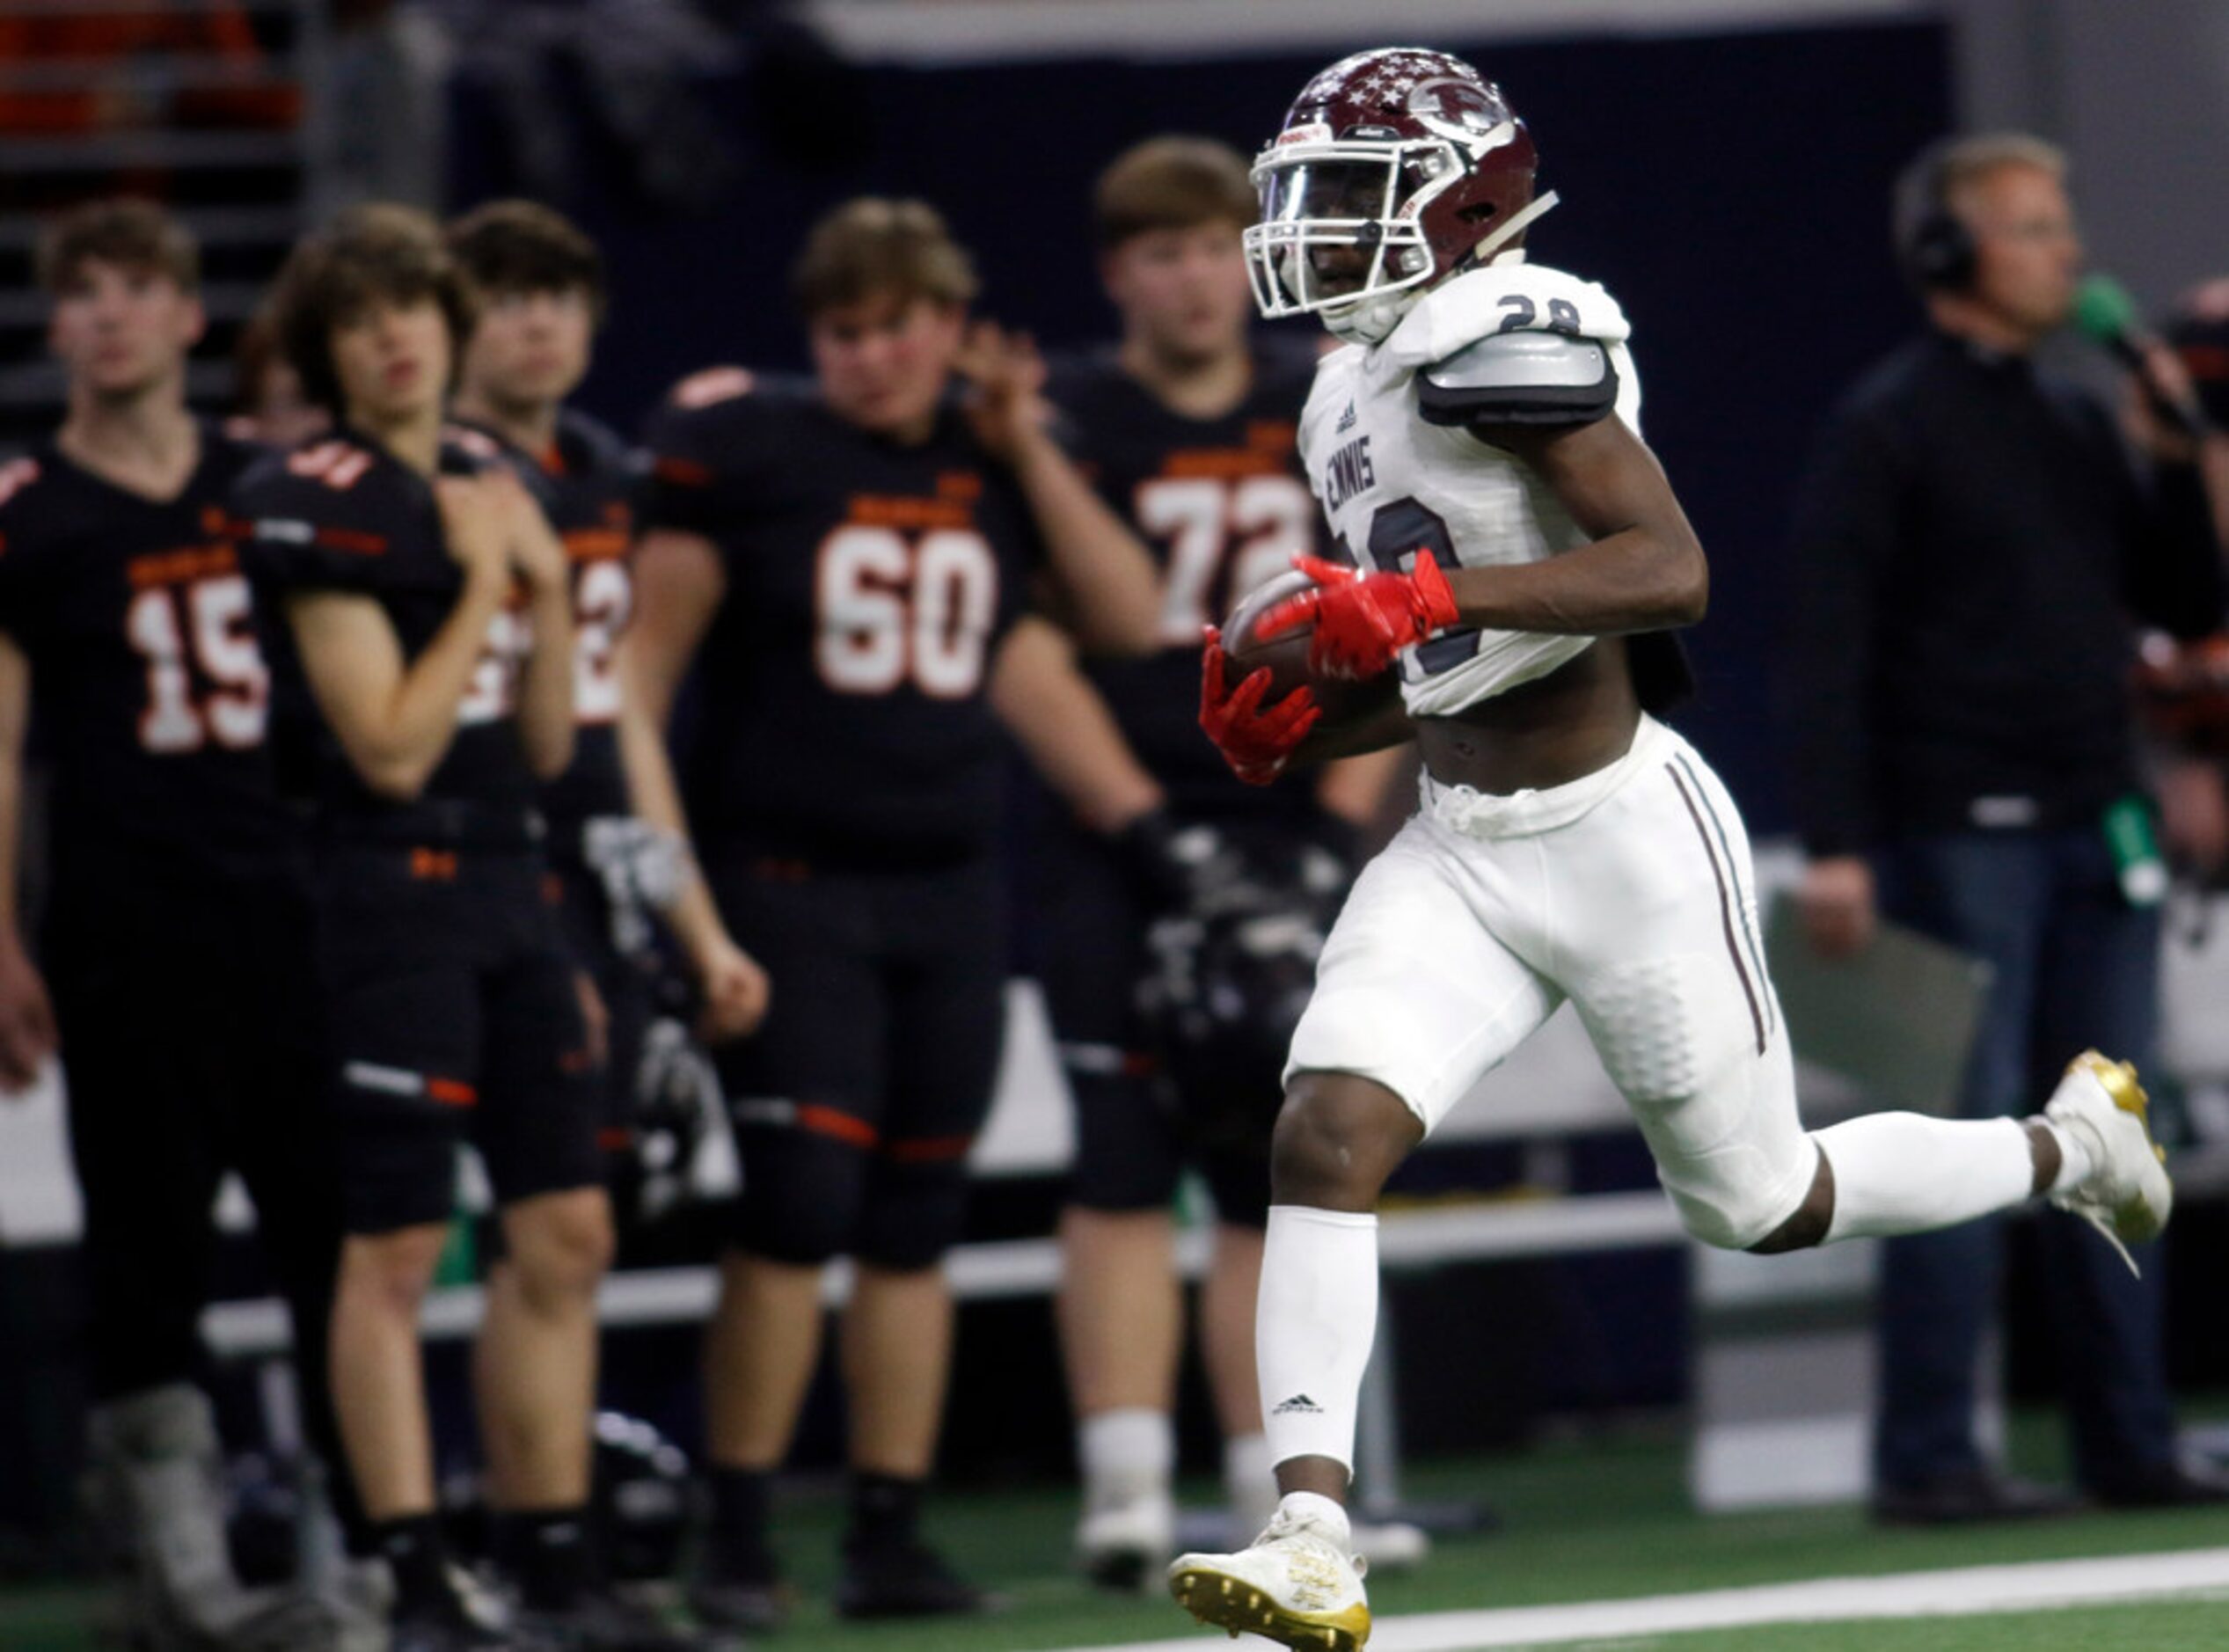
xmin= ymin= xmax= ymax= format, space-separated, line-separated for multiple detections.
xmin=563 ymin=528 xmax=630 ymax=563
xmin=597 ymin=1126 xmax=635 ymax=1151
xmin=315 ymin=525 xmax=388 ymax=555
xmin=936 ymin=471 xmax=983 ymax=503
xmin=796 ymin=1104 xmax=879 ymax=1150
xmin=654 ymin=456 xmax=713 ymax=487
xmin=127 ymin=543 xmax=238 ymax=588
xmin=426 ymin=1077 xmax=478 ymax=1107
xmin=1162 ymin=448 xmax=1288 ymax=481
xmin=886 ymin=1134 xmax=975 ymax=1165
xmin=882 ymin=1132 xmax=971 ymax=1159
xmin=846 ymin=493 xmax=973 ymax=531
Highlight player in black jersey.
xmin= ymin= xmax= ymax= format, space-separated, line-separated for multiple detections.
xmin=240 ymin=205 xmax=691 ymax=1652
xmin=0 ymin=201 xmax=363 ymax=1650
xmin=446 ymin=201 xmax=674 ymax=1220
xmin=625 ymin=197 xmax=1158 ymax=1629
xmin=1001 ymin=140 xmax=1409 ymax=1584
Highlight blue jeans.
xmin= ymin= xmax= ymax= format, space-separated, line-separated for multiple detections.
xmin=1873 ymin=826 xmax=2174 ymax=1489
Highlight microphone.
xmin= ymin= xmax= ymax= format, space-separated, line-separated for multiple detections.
xmin=2072 ymin=273 xmax=2207 ymax=435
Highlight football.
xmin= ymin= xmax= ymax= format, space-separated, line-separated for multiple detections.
xmin=1220 ymin=569 xmax=1388 ymax=727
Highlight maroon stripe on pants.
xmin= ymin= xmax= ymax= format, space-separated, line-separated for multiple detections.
xmin=1666 ymin=762 xmax=1766 ymax=1056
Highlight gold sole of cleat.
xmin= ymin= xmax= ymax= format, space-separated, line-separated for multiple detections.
xmin=2070 ymin=1050 xmax=2172 ymax=1241
xmin=2073 ymin=1050 xmax=2154 ymax=1133
xmin=1169 ymin=1565 xmax=1370 ymax=1651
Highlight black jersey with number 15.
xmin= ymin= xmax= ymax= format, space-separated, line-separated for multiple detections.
xmin=0 ymin=430 xmax=292 ymax=886
xmin=640 ymin=372 xmax=1039 ymax=867
xmin=235 ymin=429 xmax=543 ymax=832
xmin=1047 ymin=340 xmax=1326 ymax=815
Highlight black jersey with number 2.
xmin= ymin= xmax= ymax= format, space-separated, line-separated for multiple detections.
xmin=235 ymin=428 xmax=543 ymax=830
xmin=1046 ymin=341 xmax=1326 ymax=814
xmin=0 ymin=428 xmax=291 ymax=883
xmin=449 ymin=409 xmax=639 ymax=837
xmin=640 ymin=372 xmax=1039 ymax=866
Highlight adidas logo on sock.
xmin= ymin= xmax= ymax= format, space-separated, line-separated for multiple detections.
xmin=1272 ymin=1393 xmax=1324 ymax=1415
xmin=1334 ymin=400 xmax=1357 ymax=434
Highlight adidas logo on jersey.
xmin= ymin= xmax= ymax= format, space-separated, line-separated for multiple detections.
xmin=1272 ymin=1393 xmax=1325 ymax=1415
xmin=1334 ymin=399 xmax=1357 ymax=434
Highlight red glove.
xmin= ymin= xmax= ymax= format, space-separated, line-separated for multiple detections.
xmin=1199 ymin=628 xmax=1320 ymax=786
xmin=1258 ymin=551 xmax=1460 ymax=680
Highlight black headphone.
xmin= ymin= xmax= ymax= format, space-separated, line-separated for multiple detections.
xmin=1894 ymin=140 xmax=1976 ymax=291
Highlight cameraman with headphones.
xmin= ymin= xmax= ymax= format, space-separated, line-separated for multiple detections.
xmin=1786 ymin=133 xmax=2229 ymax=1523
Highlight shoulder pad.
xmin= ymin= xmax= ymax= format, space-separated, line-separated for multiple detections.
xmin=442 ymin=424 xmax=508 ymax=466
xmin=0 ymin=455 xmax=43 ymax=515
xmin=669 ymin=365 xmax=755 ymax=410
xmin=1383 ymin=262 xmax=1629 ymax=368
xmin=233 ymin=441 xmax=400 ymax=583
xmin=1417 ymin=332 xmax=1618 ymax=428
xmin=277 ymin=438 xmax=384 ymax=493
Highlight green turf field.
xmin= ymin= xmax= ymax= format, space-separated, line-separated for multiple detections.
xmin=7 ymin=1404 xmax=2225 ymax=1650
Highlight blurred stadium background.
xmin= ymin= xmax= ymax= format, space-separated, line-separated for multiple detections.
xmin=4 ymin=2 xmax=2229 ymax=1648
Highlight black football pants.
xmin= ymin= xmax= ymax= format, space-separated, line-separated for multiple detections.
xmin=44 ymin=867 xmax=362 ymax=1539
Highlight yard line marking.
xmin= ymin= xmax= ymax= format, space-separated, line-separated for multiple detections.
xmin=1089 ymin=1546 xmax=2229 ymax=1651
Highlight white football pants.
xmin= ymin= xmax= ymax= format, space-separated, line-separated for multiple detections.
xmin=1285 ymin=714 xmax=1814 ymax=1249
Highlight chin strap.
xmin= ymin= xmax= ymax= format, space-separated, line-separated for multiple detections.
xmin=1473 ymin=189 xmax=1560 ymax=267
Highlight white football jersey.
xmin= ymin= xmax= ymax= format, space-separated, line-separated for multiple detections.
xmin=1295 ymin=260 xmax=1642 ymax=718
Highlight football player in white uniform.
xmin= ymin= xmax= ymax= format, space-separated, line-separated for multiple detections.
xmin=1169 ymin=48 xmax=2177 ymax=1652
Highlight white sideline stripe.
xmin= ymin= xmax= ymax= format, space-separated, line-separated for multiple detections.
xmin=1083 ymin=1548 xmax=2229 ymax=1651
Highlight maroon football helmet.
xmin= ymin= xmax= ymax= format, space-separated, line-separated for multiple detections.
xmin=1244 ymin=47 xmax=1555 ymax=344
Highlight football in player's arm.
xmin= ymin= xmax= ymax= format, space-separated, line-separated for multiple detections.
xmin=622 ymin=196 xmax=1158 ymax=1631
xmin=0 ymin=200 xmax=363 ymax=1645
xmin=239 ymin=204 xmax=684 ymax=1652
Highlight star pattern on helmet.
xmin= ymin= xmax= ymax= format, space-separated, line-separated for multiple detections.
xmin=1355 ymin=64 xmax=1414 ymax=104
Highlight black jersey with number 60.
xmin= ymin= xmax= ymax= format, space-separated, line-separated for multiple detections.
xmin=1046 ymin=340 xmax=1326 ymax=815
xmin=0 ymin=429 xmax=292 ymax=884
xmin=449 ymin=410 xmax=640 ymax=839
xmin=640 ymin=373 xmax=1038 ymax=867
xmin=235 ymin=429 xmax=543 ymax=828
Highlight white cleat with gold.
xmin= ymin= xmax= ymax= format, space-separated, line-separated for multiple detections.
xmin=2045 ymin=1049 xmax=2173 ymax=1275
xmin=1168 ymin=1503 xmax=1370 ymax=1650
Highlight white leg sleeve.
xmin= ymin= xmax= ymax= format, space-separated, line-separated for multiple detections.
xmin=1814 ymin=1113 xmax=2036 ymax=1243
xmin=1256 ymin=1206 xmax=1378 ymax=1477
xmin=1078 ymin=1407 xmax=1173 ymax=1509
